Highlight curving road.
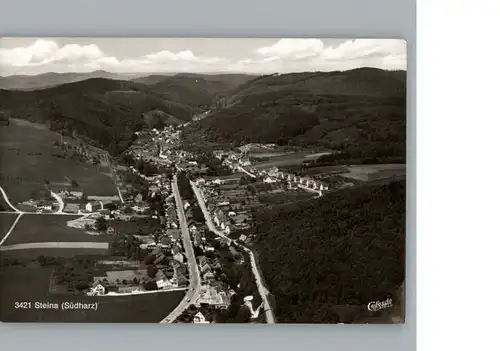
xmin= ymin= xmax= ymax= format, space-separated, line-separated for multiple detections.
xmin=159 ymin=174 xmax=201 ymax=323
xmin=0 ymin=184 xmax=90 ymax=216
xmin=190 ymin=181 xmax=276 ymax=323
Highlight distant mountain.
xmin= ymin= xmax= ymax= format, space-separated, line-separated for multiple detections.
xmin=0 ymin=70 xmax=145 ymax=91
xmin=131 ymin=74 xmax=173 ymax=85
xmin=183 ymin=68 xmax=407 ymax=163
xmin=0 ymin=78 xmax=196 ymax=155
xmin=133 ymin=72 xmax=256 ymax=90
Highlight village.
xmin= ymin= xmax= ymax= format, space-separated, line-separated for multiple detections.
xmin=20 ymin=124 xmax=350 ymax=324
xmin=49 ymin=125 xmax=267 ymax=324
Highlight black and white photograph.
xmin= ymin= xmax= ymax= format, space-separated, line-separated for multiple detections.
xmin=0 ymin=37 xmax=406 ymax=324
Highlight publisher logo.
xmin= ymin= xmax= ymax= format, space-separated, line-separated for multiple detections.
xmin=367 ymin=298 xmax=393 ymax=312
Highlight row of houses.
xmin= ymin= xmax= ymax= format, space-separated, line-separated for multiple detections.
xmin=256 ymin=166 xmax=331 ymax=192
xmin=63 ymin=200 xmax=105 ymax=213
xmin=87 ymin=261 xmax=189 ymax=296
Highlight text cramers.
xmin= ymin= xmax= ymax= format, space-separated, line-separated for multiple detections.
xmin=14 ymin=301 xmax=98 ymax=311
xmin=367 ymin=298 xmax=393 ymax=312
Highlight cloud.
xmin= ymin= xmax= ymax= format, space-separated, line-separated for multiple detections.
xmin=0 ymin=38 xmax=406 ymax=76
xmin=256 ymin=39 xmax=325 ymax=58
xmin=0 ymin=39 xmax=107 ymax=67
xmin=249 ymin=38 xmax=406 ymax=72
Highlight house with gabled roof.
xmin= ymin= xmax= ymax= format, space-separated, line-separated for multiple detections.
xmin=87 ymin=281 xmax=106 ymax=296
xmin=193 ymin=311 xmax=210 ymax=324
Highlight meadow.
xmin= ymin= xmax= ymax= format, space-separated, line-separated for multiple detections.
xmin=0 ymin=247 xmax=109 ymax=260
xmin=3 ymin=214 xmax=111 ymax=246
xmin=251 ymin=151 xmax=333 ymax=169
xmin=0 ymin=119 xmax=118 ymax=203
xmin=0 ymin=213 xmax=19 ymax=242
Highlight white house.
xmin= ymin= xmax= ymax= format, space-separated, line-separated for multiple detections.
xmin=173 ymin=252 xmax=185 ymax=264
xmin=213 ymin=215 xmax=221 ymax=227
xmin=193 ymin=311 xmax=210 ymax=324
xmin=156 ymin=279 xmax=172 ymax=289
xmin=87 ymin=282 xmax=106 ymax=296
xmin=263 ymin=176 xmax=276 ymax=183
xmin=239 ymin=158 xmax=251 ymax=167
xmin=85 ymin=201 xmax=103 ymax=212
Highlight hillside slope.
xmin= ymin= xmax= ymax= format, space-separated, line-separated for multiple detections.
xmin=183 ymin=68 xmax=407 ymax=163
xmin=137 ymin=73 xmax=257 ymax=109
xmin=251 ymin=180 xmax=406 ymax=323
xmin=0 ymin=78 xmax=195 ymax=154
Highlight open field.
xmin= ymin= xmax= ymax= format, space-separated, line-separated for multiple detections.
xmin=0 ymin=119 xmax=118 ymax=203
xmin=108 ymin=217 xmax=161 ymax=236
xmin=248 ymin=150 xmax=296 ymax=158
xmin=0 ymin=247 xmax=109 ymax=260
xmin=299 ymin=165 xmax=349 ymax=176
xmin=0 ymin=267 xmax=185 ymax=322
xmin=257 ymin=191 xmax=316 ymax=205
xmin=0 ymin=213 xmax=19 ymax=242
xmin=0 ymin=196 xmax=14 ymax=211
xmin=204 ymin=172 xmax=245 ymax=181
xmin=251 ymin=151 xmax=333 ymax=169
xmin=3 ymin=215 xmax=111 ymax=246
xmin=340 ymin=164 xmax=406 ymax=182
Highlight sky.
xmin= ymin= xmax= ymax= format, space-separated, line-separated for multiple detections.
xmin=0 ymin=38 xmax=406 ymax=76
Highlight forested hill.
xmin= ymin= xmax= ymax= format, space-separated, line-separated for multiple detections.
xmin=135 ymin=73 xmax=257 ymax=109
xmin=250 ymin=180 xmax=406 ymax=323
xmin=182 ymin=68 xmax=407 ymax=163
xmin=0 ymin=73 xmax=257 ymax=155
xmin=0 ymin=78 xmax=195 ymax=155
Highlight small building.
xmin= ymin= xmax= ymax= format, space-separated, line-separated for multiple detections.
xmin=193 ymin=311 xmax=210 ymax=324
xmin=156 ymin=279 xmax=171 ymax=289
xmin=203 ymin=271 xmax=215 ymax=281
xmin=263 ymin=176 xmax=276 ymax=183
xmin=87 ymin=282 xmax=106 ymax=296
xmin=173 ymin=253 xmax=184 ymax=264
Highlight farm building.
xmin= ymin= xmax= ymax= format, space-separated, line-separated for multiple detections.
xmin=85 ymin=201 xmax=103 ymax=212
xmin=88 ymin=195 xmax=121 ymax=202
xmin=64 ymin=203 xmax=81 ymax=213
